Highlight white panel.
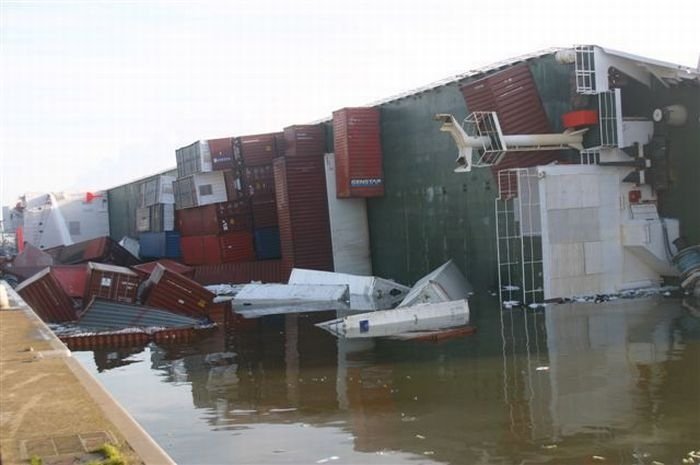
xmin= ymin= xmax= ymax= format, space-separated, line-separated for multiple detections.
xmin=545 ymin=174 xmax=600 ymax=210
xmin=324 ymin=153 xmax=372 ymax=275
xmin=158 ymin=175 xmax=176 ymax=205
xmin=136 ymin=207 xmax=151 ymax=232
xmin=162 ymin=204 xmax=175 ymax=231
xmin=549 ymin=243 xmax=585 ymax=279
xmin=194 ymin=171 xmax=228 ymax=206
xmin=547 ymin=208 xmax=600 ymax=243
xmin=584 ymin=241 xmax=603 ymax=274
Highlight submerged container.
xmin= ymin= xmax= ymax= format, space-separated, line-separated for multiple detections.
xmin=139 ymin=231 xmax=182 ymax=258
xmin=180 ymin=235 xmax=222 ymax=265
xmin=45 ymin=237 xmax=141 ymax=267
xmin=283 ymin=125 xmax=326 ymax=158
xmin=15 ymin=267 xmax=77 ymax=322
xmin=84 ymin=262 xmax=141 ymax=306
xmin=219 ymin=231 xmax=256 ymax=263
xmin=254 ymin=227 xmax=281 ymax=260
xmin=133 ymin=259 xmax=194 ymax=279
xmin=176 ymin=140 xmax=213 ymax=178
xmin=235 ymin=133 xmax=280 ymax=166
xmin=273 ymin=157 xmax=333 ymax=271
xmin=143 ymin=264 xmax=214 ymax=318
xmin=51 ymin=264 xmax=89 ymax=298
xmin=332 ymin=107 xmax=384 ymax=198
xmin=208 ymin=137 xmax=235 ymax=171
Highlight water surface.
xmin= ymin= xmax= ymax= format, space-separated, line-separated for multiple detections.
xmin=74 ymin=296 xmax=700 ymax=464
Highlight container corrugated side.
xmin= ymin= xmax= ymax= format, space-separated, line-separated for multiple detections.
xmin=332 ymin=107 xmax=384 ymax=198
xmin=219 ymin=231 xmax=255 ymax=263
xmin=254 ymin=227 xmax=281 ymax=260
xmin=180 ymin=235 xmax=222 ymax=265
xmin=192 ymin=259 xmax=290 ymax=285
xmin=133 ymin=259 xmax=194 ymax=279
xmin=236 ymin=133 xmax=278 ymax=166
xmin=15 ymin=268 xmax=77 ymax=322
xmin=283 ymin=125 xmax=326 ymax=158
xmin=83 ymin=262 xmax=141 ymax=306
xmin=144 ymin=264 xmax=214 ymax=318
xmin=51 ymin=264 xmax=89 ymax=298
xmin=176 ymin=140 xmax=213 ymax=178
xmin=273 ymin=157 xmax=333 ymax=271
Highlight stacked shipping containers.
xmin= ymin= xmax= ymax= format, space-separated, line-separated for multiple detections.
xmin=136 ymin=174 xmax=181 ymax=259
xmin=274 ymin=125 xmax=333 ymax=271
xmin=174 ymin=138 xmax=257 ymax=265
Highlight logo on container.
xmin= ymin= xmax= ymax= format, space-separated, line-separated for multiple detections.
xmin=350 ymin=178 xmax=383 ymax=187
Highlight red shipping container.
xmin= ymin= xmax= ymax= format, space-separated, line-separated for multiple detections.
xmin=333 ymin=107 xmax=384 ymax=198
xmin=283 ymin=125 xmax=326 ymax=158
xmin=208 ymin=137 xmax=235 ymax=171
xmin=236 ymin=133 xmax=279 ymax=166
xmin=84 ymin=262 xmax=141 ymax=306
xmin=51 ymin=264 xmax=88 ymax=298
xmin=132 ymin=259 xmax=195 ymax=279
xmin=177 ymin=201 xmax=251 ymax=236
xmin=219 ymin=231 xmax=256 ymax=263
xmin=144 ymin=264 xmax=214 ymax=318
xmin=15 ymin=268 xmax=77 ymax=323
xmin=460 ymin=63 xmax=558 ymax=193
xmin=180 ymin=235 xmax=222 ymax=265
xmin=273 ymin=157 xmax=333 ymax=271
xmin=192 ymin=259 xmax=291 ymax=285
xmin=251 ymin=195 xmax=278 ymax=228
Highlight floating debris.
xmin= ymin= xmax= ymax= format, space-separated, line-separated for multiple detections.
xmin=535 ymin=366 xmax=550 ymax=372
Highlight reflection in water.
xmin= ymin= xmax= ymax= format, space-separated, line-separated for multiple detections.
xmin=75 ymin=297 xmax=700 ymax=465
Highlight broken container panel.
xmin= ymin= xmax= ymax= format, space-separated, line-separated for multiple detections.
xmin=399 ymin=260 xmax=473 ymax=308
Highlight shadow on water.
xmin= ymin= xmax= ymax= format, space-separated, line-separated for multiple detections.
xmin=77 ymin=295 xmax=700 ymax=465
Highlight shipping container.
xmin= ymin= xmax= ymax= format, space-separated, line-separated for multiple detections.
xmin=132 ymin=259 xmax=195 ymax=279
xmin=332 ymin=107 xmax=384 ymax=198
xmin=138 ymin=175 xmax=175 ymax=207
xmin=223 ymin=169 xmax=245 ymax=201
xmin=219 ymin=231 xmax=255 ymax=263
xmin=235 ymin=133 xmax=280 ymax=166
xmin=283 ymin=125 xmax=326 ymax=158
xmin=174 ymin=171 xmax=228 ymax=210
xmin=15 ymin=267 xmax=78 ymax=322
xmin=176 ymin=201 xmax=251 ymax=236
xmin=78 ymin=298 xmax=201 ymax=332
xmin=192 ymin=259 xmax=290 ymax=285
xmin=148 ymin=203 xmax=175 ymax=232
xmin=136 ymin=207 xmax=151 ymax=233
xmin=324 ymin=153 xmax=372 ymax=275
xmin=243 ymin=164 xmax=275 ymax=197
xmin=139 ymin=231 xmax=182 ymax=258
xmin=208 ymin=137 xmax=235 ymax=171
xmin=180 ymin=235 xmax=221 ymax=265
xmin=251 ymin=194 xmax=278 ymax=228
xmin=107 ymin=168 xmax=178 ymax=241
xmin=176 ymin=140 xmax=212 ymax=178
xmin=273 ymin=157 xmax=333 ymax=271
xmin=143 ymin=264 xmax=214 ymax=318
xmin=45 ymin=237 xmax=141 ymax=267
xmin=51 ymin=264 xmax=88 ymax=298
xmin=84 ymin=262 xmax=141 ymax=306
xmin=254 ymin=227 xmax=281 ymax=260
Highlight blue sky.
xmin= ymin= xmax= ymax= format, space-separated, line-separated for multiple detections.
xmin=1 ymin=0 xmax=698 ymax=205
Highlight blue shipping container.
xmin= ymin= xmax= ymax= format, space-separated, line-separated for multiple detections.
xmin=139 ymin=231 xmax=181 ymax=258
xmin=254 ymin=227 xmax=281 ymax=260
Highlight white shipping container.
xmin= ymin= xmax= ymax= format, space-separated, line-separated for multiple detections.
xmin=176 ymin=140 xmax=212 ymax=178
xmin=139 ymin=175 xmax=176 ymax=207
xmin=324 ymin=153 xmax=372 ymax=275
xmin=193 ymin=171 xmax=228 ymax=207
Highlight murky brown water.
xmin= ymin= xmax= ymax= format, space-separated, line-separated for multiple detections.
xmin=75 ymin=296 xmax=700 ymax=465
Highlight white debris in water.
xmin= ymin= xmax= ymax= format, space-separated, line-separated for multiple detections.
xmin=503 ymin=300 xmax=520 ymax=309
xmin=206 ymin=283 xmax=247 ymax=296
xmin=269 ymin=408 xmax=297 ymax=413
xmin=528 ymin=303 xmax=546 ymax=309
xmin=415 ymin=434 xmax=426 ymax=440
xmin=535 ymin=366 xmax=550 ymax=372
xmin=592 ymin=456 xmax=606 ymax=462
xmin=423 ymin=451 xmax=435 ymax=456
xmin=316 ymin=456 xmax=339 ymax=463
xmin=502 ymin=285 xmax=520 ymax=291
